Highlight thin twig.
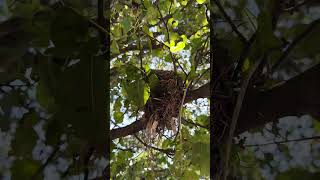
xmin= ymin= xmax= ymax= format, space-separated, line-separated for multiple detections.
xmin=134 ymin=134 xmax=175 ymax=155
xmin=223 ymin=54 xmax=266 ymax=180
xmin=245 ymin=135 xmax=320 ymax=147
xmin=283 ymin=0 xmax=309 ymax=11
xmin=138 ymin=33 xmax=144 ymax=70
xmin=115 ymin=146 xmax=136 ymax=153
xmin=232 ymin=33 xmax=257 ymax=81
xmin=270 ymin=18 xmax=320 ymax=73
xmin=155 ymin=2 xmax=187 ymax=76
xmin=31 ymin=142 xmax=62 ymax=180
xmin=84 ymin=146 xmax=95 ymax=180
xmin=244 ymin=8 xmax=257 ymax=31
xmin=174 ymin=79 xmax=192 ymax=143
xmin=213 ymin=0 xmax=247 ymax=44
xmin=182 ymin=118 xmax=209 ymax=129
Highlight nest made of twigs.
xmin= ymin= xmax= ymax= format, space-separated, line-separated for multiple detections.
xmin=143 ymin=70 xmax=184 ymax=139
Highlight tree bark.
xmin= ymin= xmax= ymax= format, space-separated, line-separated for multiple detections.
xmin=236 ymin=63 xmax=320 ymax=135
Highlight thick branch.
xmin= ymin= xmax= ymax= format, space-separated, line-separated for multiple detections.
xmin=236 ymin=63 xmax=320 ymax=135
xmin=111 ymin=63 xmax=320 ymax=140
xmin=110 ymin=119 xmax=146 ymax=140
xmin=185 ymin=83 xmax=210 ymax=102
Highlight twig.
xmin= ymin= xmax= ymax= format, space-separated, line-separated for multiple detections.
xmin=31 ymin=142 xmax=61 ymax=180
xmin=244 ymin=8 xmax=257 ymax=31
xmin=174 ymin=79 xmax=192 ymax=143
xmin=138 ymin=33 xmax=144 ymax=70
xmin=232 ymin=33 xmax=257 ymax=81
xmin=155 ymin=2 xmax=187 ymax=76
xmin=84 ymin=146 xmax=95 ymax=180
xmin=115 ymin=146 xmax=136 ymax=153
xmin=245 ymin=135 xmax=320 ymax=147
xmin=222 ymin=54 xmax=266 ymax=180
xmin=270 ymin=18 xmax=320 ymax=73
xmin=213 ymin=0 xmax=247 ymax=44
xmin=134 ymin=134 xmax=175 ymax=155
xmin=283 ymin=0 xmax=309 ymax=11
xmin=192 ymin=68 xmax=210 ymax=86
xmin=182 ymin=118 xmax=209 ymax=129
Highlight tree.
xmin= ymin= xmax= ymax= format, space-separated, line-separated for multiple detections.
xmin=110 ymin=0 xmax=210 ymax=179
xmin=110 ymin=0 xmax=320 ymax=179
xmin=1 ymin=0 xmax=320 ymax=179
xmin=210 ymin=0 xmax=320 ymax=179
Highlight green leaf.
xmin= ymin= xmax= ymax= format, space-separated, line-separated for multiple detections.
xmin=196 ymin=0 xmax=206 ymax=4
xmin=170 ymin=41 xmax=185 ymax=53
xmin=143 ymin=0 xmax=152 ymax=8
xmin=182 ymin=170 xmax=200 ymax=180
xmin=143 ymin=84 xmax=150 ymax=105
xmin=195 ymin=114 xmax=209 ymax=127
xmin=11 ymin=158 xmax=41 ymax=180
xmin=123 ymin=79 xmax=150 ymax=108
xmin=179 ymin=0 xmax=188 ymax=6
xmin=12 ymin=2 xmax=41 ymax=18
xmin=242 ymin=58 xmax=251 ymax=73
xmin=11 ymin=112 xmax=38 ymax=157
xmin=148 ymin=73 xmax=159 ymax=91
xmin=146 ymin=7 xmax=159 ymax=25
xmin=122 ymin=17 xmax=132 ymax=34
xmin=191 ymin=134 xmax=210 ymax=176
xmin=114 ymin=111 xmax=124 ymax=123
xmin=124 ymin=64 xmax=142 ymax=80
xmin=168 ymin=18 xmax=179 ymax=28
xmin=114 ymin=97 xmax=122 ymax=111
xmin=255 ymin=11 xmax=281 ymax=54
xmin=144 ymin=64 xmax=150 ymax=73
xmin=46 ymin=55 xmax=107 ymax=146
xmin=36 ymin=58 xmax=59 ymax=112
xmin=165 ymin=40 xmax=175 ymax=47
xmin=181 ymin=35 xmax=187 ymax=43
xmin=37 ymin=77 xmax=56 ymax=111
xmin=162 ymin=139 xmax=172 ymax=149
xmin=111 ymin=40 xmax=120 ymax=54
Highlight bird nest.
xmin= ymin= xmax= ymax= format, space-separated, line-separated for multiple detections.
xmin=142 ymin=70 xmax=184 ymax=139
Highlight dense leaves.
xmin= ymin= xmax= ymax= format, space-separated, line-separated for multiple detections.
xmin=1 ymin=1 xmax=108 ymax=179
xmin=110 ymin=0 xmax=210 ymax=179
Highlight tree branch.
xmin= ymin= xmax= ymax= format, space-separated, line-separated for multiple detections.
xmin=110 ymin=63 xmax=320 ymax=141
xmin=223 ymin=54 xmax=266 ymax=180
xmin=244 ymin=135 xmax=320 ymax=147
xmin=134 ymin=135 xmax=175 ymax=155
xmin=237 ymin=63 xmax=320 ymax=135
xmin=213 ymin=0 xmax=247 ymax=44
xmin=110 ymin=119 xmax=146 ymax=140
xmin=111 ymin=43 xmax=163 ymax=59
xmin=270 ymin=18 xmax=320 ymax=73
xmin=182 ymin=118 xmax=209 ymax=129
